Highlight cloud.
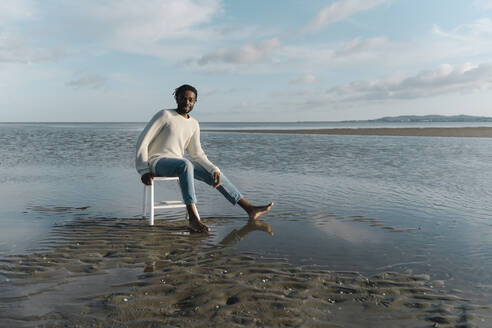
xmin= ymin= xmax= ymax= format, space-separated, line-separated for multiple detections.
xmin=326 ymin=61 xmax=492 ymax=103
xmin=66 ymin=75 xmax=108 ymax=89
xmin=432 ymin=18 xmax=492 ymax=42
xmin=472 ymin=0 xmax=492 ymax=9
xmin=278 ymin=35 xmax=391 ymax=72
xmin=61 ymin=0 xmax=222 ymax=42
xmin=195 ymin=38 xmax=281 ymax=65
xmin=241 ymin=62 xmax=492 ymax=116
xmin=280 ymin=16 xmax=492 ymax=75
xmin=334 ymin=36 xmax=387 ymax=57
xmin=419 ymin=19 xmax=492 ymax=64
xmin=0 ymin=1 xmax=60 ymax=63
xmin=0 ymin=33 xmax=32 ymax=63
xmin=0 ymin=0 xmax=36 ymax=22
xmin=303 ymin=0 xmax=389 ymax=33
xmin=103 ymin=0 xmax=221 ymax=42
xmin=1 ymin=0 xmax=224 ymax=64
xmin=0 ymin=32 xmax=65 ymax=63
xmin=290 ymin=74 xmax=318 ymax=84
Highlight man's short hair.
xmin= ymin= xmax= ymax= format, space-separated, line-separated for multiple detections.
xmin=174 ymin=84 xmax=198 ymax=102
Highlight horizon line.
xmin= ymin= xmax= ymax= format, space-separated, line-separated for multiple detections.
xmin=2 ymin=114 xmax=492 ymax=125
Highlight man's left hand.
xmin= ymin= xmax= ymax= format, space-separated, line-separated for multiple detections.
xmin=213 ymin=171 xmax=221 ymax=188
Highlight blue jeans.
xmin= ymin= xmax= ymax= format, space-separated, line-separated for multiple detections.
xmin=154 ymin=158 xmax=242 ymax=205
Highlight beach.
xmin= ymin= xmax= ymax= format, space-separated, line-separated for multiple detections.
xmin=204 ymin=126 xmax=492 ymax=138
xmin=1 ymin=123 xmax=492 ymax=327
xmin=2 ymin=217 xmax=488 ymax=327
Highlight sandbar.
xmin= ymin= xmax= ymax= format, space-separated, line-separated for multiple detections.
xmin=204 ymin=127 xmax=492 ymax=138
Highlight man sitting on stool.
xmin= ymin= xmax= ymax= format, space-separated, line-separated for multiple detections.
xmin=136 ymin=84 xmax=273 ymax=232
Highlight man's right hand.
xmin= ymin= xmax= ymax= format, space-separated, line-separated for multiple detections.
xmin=141 ymin=173 xmax=154 ymax=185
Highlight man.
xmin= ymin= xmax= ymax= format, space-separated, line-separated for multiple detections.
xmin=136 ymin=84 xmax=273 ymax=232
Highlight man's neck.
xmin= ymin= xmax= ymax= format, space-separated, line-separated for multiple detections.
xmin=175 ymin=108 xmax=190 ymax=119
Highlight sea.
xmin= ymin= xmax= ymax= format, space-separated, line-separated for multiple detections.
xmin=1 ymin=121 xmax=491 ymax=318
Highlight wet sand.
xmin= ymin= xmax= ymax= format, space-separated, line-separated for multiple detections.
xmin=1 ymin=217 xmax=489 ymax=327
xmin=204 ymin=127 xmax=492 ymax=138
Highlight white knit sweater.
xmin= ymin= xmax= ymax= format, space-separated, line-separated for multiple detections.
xmin=135 ymin=109 xmax=220 ymax=176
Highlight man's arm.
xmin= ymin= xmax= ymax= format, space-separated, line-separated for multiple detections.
xmin=186 ymin=124 xmax=221 ymax=187
xmin=135 ymin=110 xmax=165 ymax=181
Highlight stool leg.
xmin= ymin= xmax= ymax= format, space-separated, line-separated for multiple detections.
xmin=143 ymin=185 xmax=148 ymax=218
xmin=150 ymin=182 xmax=155 ymax=226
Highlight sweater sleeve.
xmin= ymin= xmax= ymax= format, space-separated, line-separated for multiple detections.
xmin=135 ymin=111 xmax=165 ymax=176
xmin=186 ymin=125 xmax=220 ymax=174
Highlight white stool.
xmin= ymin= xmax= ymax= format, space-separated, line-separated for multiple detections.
xmin=142 ymin=177 xmax=187 ymax=226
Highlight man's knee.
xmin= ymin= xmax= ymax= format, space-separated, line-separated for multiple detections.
xmin=179 ymin=159 xmax=194 ymax=173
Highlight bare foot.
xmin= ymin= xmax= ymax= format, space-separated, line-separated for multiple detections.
xmin=247 ymin=202 xmax=274 ymax=221
xmin=189 ymin=218 xmax=210 ymax=233
xmin=186 ymin=204 xmax=209 ymax=233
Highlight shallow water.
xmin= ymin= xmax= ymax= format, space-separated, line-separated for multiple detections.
xmin=1 ymin=123 xmax=491 ymax=326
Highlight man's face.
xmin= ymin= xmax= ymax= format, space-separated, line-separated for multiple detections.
xmin=177 ymin=90 xmax=196 ymax=114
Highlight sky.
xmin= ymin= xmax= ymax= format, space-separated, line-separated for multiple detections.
xmin=1 ymin=0 xmax=492 ymax=122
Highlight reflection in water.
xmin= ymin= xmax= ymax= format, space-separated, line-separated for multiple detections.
xmin=142 ymin=219 xmax=273 ymax=272
xmin=26 ymin=205 xmax=90 ymax=214
xmin=220 ymin=219 xmax=274 ymax=246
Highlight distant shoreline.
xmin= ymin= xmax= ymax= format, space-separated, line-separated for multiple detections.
xmin=203 ymin=127 xmax=492 ymax=138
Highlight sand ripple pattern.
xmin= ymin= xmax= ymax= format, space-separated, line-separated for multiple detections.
xmin=0 ymin=218 xmax=489 ymax=327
